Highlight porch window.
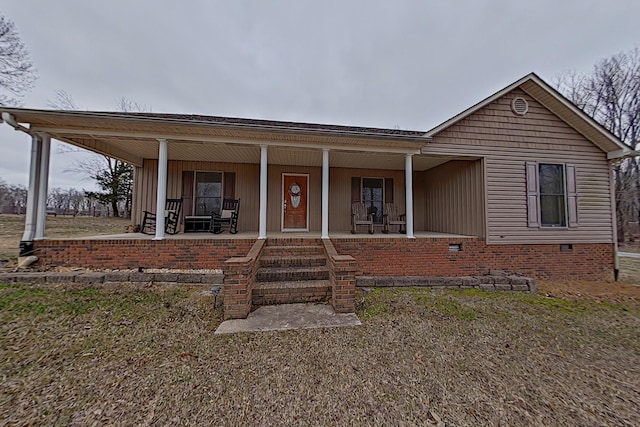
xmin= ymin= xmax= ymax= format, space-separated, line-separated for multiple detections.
xmin=362 ymin=178 xmax=383 ymax=224
xmin=352 ymin=177 xmax=394 ymax=225
xmin=194 ymin=172 xmax=223 ymax=215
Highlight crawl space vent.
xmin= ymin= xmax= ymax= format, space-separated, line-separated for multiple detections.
xmin=511 ymin=97 xmax=529 ymax=116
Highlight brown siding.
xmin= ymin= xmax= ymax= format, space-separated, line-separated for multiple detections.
xmin=329 ymin=168 xmax=406 ymax=232
xmin=422 ymin=88 xmax=613 ymax=244
xmin=134 ymin=160 xmax=259 ymax=232
xmin=421 ymin=160 xmax=485 ymax=237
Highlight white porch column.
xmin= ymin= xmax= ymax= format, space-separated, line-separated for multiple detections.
xmin=154 ymin=138 xmax=168 ymax=240
xmin=21 ymin=134 xmax=42 ymax=243
xmin=405 ymin=153 xmax=415 ymax=239
xmin=258 ymin=144 xmax=268 ymax=239
xmin=321 ymin=148 xmax=330 ymax=239
xmin=35 ymin=134 xmax=51 ymax=240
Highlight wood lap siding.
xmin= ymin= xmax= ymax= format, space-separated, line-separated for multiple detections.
xmin=422 ymin=88 xmax=614 ymax=245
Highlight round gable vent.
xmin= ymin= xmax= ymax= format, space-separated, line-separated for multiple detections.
xmin=511 ymin=97 xmax=529 ymax=116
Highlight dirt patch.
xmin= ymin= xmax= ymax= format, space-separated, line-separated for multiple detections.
xmin=538 ymin=279 xmax=640 ymax=307
xmin=1 ymin=282 xmax=638 ymax=426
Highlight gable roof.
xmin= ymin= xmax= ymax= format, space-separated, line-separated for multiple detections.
xmin=424 ymin=73 xmax=632 ymax=158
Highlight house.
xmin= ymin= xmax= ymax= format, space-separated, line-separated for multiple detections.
xmin=1 ymin=73 xmax=634 ymax=318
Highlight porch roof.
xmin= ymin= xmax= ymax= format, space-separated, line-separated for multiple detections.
xmin=0 ymin=108 xmax=431 ymax=168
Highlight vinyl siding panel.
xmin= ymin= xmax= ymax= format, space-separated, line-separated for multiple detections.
xmin=329 ymin=168 xmax=406 ymax=232
xmin=133 ymin=160 xmax=259 ymax=232
xmin=422 ymin=88 xmax=613 ymax=244
xmin=421 ymin=160 xmax=485 ymax=237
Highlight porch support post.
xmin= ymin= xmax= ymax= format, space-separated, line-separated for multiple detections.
xmin=405 ymin=153 xmax=415 ymax=239
xmin=258 ymin=144 xmax=268 ymax=239
xmin=154 ymin=138 xmax=168 ymax=240
xmin=21 ymin=133 xmax=42 ymax=245
xmin=321 ymin=148 xmax=329 ymax=239
xmin=35 ymin=134 xmax=51 ymax=240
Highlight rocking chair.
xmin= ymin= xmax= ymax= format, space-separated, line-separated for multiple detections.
xmin=382 ymin=203 xmax=406 ymax=234
xmin=210 ymin=198 xmax=240 ymax=234
xmin=141 ymin=198 xmax=183 ymax=235
xmin=351 ymin=202 xmax=374 ymax=234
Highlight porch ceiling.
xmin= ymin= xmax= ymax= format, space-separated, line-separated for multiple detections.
xmin=2 ymin=108 xmax=431 ymax=168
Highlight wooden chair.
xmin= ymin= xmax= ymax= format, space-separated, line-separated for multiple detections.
xmin=210 ymin=198 xmax=240 ymax=234
xmin=351 ymin=202 xmax=374 ymax=234
xmin=141 ymin=198 xmax=183 ymax=235
xmin=382 ymin=203 xmax=406 ymax=234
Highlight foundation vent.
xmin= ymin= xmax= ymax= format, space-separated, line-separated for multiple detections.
xmin=448 ymin=243 xmax=463 ymax=252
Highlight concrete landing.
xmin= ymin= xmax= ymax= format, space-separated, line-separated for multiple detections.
xmin=214 ymin=303 xmax=361 ymax=334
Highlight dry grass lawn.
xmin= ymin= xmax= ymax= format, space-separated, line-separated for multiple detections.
xmin=0 ymin=214 xmax=129 ymax=260
xmin=1 ymin=281 xmax=639 ymax=426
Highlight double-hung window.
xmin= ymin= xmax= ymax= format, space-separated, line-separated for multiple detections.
xmin=526 ymin=162 xmax=578 ymax=228
xmin=539 ymin=164 xmax=566 ymax=227
xmin=194 ymin=172 xmax=223 ymax=216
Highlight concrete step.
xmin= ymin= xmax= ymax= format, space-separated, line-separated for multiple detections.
xmin=261 ymin=245 xmax=324 ymax=257
xmin=252 ymin=280 xmax=331 ymax=306
xmin=259 ymin=254 xmax=326 ymax=268
xmin=256 ymin=266 xmax=330 ymax=282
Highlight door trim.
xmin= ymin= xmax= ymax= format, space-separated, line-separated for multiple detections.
xmin=281 ymin=173 xmax=310 ymax=232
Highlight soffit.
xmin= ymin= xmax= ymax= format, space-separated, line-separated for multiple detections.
xmin=3 ymin=109 xmax=428 ymax=167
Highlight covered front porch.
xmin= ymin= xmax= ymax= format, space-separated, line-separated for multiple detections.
xmin=0 ymin=108 xmax=486 ymax=253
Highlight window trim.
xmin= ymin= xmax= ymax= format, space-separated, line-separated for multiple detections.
xmin=361 ymin=177 xmax=385 ymax=224
xmin=526 ymin=162 xmax=578 ymax=229
xmin=193 ymin=170 xmax=224 ymax=216
xmin=538 ymin=163 xmax=567 ymax=228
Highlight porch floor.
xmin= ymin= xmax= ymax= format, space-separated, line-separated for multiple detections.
xmin=56 ymin=230 xmax=477 ymax=241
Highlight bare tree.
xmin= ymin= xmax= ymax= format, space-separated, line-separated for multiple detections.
xmin=0 ymin=13 xmax=37 ymax=106
xmin=0 ymin=181 xmax=28 ymax=214
xmin=47 ymin=93 xmax=149 ymax=217
xmin=556 ymin=47 xmax=640 ymax=244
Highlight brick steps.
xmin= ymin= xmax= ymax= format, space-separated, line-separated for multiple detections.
xmin=261 ymin=245 xmax=324 ymax=257
xmin=259 ymin=254 xmax=327 ymax=268
xmin=256 ymin=266 xmax=330 ymax=282
xmin=253 ymin=240 xmax=330 ymax=306
xmin=253 ymin=280 xmax=331 ymax=305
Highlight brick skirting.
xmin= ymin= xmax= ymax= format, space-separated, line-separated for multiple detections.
xmin=331 ymin=238 xmax=615 ymax=281
xmin=32 ymin=238 xmax=254 ymax=270
xmin=30 ymin=237 xmax=615 ymax=281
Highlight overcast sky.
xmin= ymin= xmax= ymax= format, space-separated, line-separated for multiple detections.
xmin=0 ymin=0 xmax=638 ymax=190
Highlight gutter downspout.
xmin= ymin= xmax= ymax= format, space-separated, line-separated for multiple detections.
xmin=608 ymin=159 xmax=619 ymax=281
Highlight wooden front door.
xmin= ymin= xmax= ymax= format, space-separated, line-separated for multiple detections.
xmin=282 ymin=173 xmax=309 ymax=231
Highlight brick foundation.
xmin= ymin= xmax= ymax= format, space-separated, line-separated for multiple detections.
xmin=32 ymin=238 xmax=254 ymax=270
xmin=30 ymin=237 xmax=615 ymax=282
xmin=331 ymin=238 xmax=615 ymax=281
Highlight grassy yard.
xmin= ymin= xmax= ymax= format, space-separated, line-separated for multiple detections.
xmin=1 ymin=282 xmax=639 ymax=426
xmin=0 ymin=214 xmax=129 ymax=261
